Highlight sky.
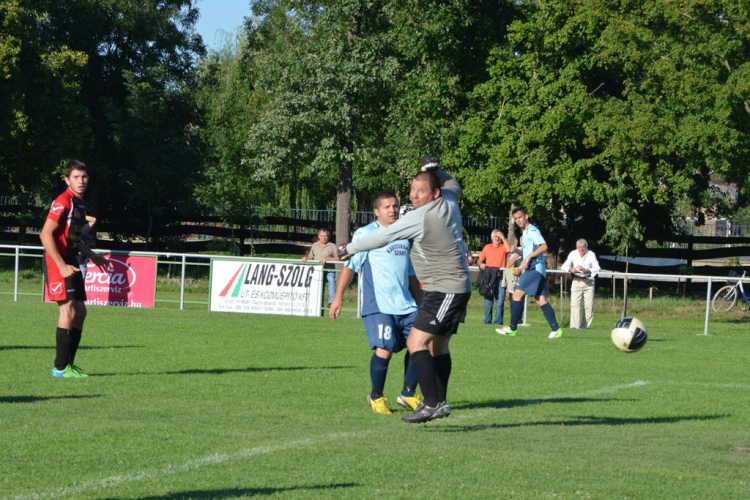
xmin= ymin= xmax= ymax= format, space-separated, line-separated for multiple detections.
xmin=195 ymin=0 xmax=252 ymax=51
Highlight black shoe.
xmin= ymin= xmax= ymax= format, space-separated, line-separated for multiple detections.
xmin=432 ymin=401 xmax=451 ymax=419
xmin=402 ymin=402 xmax=439 ymax=424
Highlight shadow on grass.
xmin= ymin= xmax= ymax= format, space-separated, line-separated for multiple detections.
xmin=100 ymin=482 xmax=359 ymax=499
xmin=451 ymin=397 xmax=635 ymax=411
xmin=0 ymin=395 xmax=102 ymax=404
xmin=93 ymin=365 xmax=356 ymax=377
xmin=0 ymin=345 xmax=143 ymax=352
xmin=432 ymin=413 xmax=728 ymax=433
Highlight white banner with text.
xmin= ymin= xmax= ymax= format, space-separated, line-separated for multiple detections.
xmin=209 ymin=259 xmax=323 ymax=316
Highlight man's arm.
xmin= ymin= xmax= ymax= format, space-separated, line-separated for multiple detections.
xmin=79 ymin=242 xmax=113 ymax=272
xmin=435 ymin=168 xmax=462 ymax=200
xmin=518 ymin=243 xmax=548 ymax=274
xmin=329 ymin=266 xmax=355 ymax=320
xmin=40 ymin=219 xmax=78 ymax=278
xmin=561 ymin=251 xmax=575 ymax=273
xmin=589 ymin=252 xmax=601 ymax=277
xmin=346 ymin=210 xmax=424 ymax=255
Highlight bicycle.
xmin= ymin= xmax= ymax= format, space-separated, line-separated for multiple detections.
xmin=711 ymin=270 xmax=750 ymax=312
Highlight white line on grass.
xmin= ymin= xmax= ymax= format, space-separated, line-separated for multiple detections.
xmin=11 ymin=380 xmax=650 ymax=500
xmin=10 ymin=431 xmax=374 ymax=500
xmin=660 ymin=381 xmax=750 ymax=390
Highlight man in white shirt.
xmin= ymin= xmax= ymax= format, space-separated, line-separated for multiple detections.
xmin=561 ymin=239 xmax=601 ymax=329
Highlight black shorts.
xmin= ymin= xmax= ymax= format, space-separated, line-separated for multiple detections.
xmin=413 ymin=291 xmax=471 ymax=336
xmin=43 ymin=254 xmax=87 ymax=302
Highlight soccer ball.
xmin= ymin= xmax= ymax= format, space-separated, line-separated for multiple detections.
xmin=611 ymin=317 xmax=648 ymax=353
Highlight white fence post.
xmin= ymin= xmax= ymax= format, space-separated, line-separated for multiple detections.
xmin=704 ymin=277 xmax=712 ymax=336
xmin=180 ymin=254 xmax=186 ymax=310
xmin=14 ymin=245 xmax=19 ymax=302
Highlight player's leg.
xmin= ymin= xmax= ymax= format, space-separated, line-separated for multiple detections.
xmin=68 ymin=301 xmax=87 ymax=374
xmin=403 ymin=292 xmax=470 ymax=423
xmin=536 ymin=283 xmax=562 ymax=338
xmin=497 ymin=280 xmax=527 ymax=336
xmin=45 ymin=255 xmax=84 ymax=378
xmin=397 ymin=312 xmax=420 ymax=410
xmin=570 ymin=280 xmax=583 ymax=329
xmin=363 ymin=314 xmax=398 ymax=414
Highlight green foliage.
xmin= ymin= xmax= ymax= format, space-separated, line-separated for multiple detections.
xmin=454 ymin=0 xmax=750 ymax=246
xmin=0 ymin=0 xmax=91 ymax=199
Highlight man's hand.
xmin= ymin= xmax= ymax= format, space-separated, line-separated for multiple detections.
xmin=91 ymin=254 xmax=113 ymax=273
xmin=329 ymin=298 xmax=343 ymax=321
xmin=60 ymin=263 xmax=80 ymax=278
xmin=337 ymin=244 xmax=352 ymax=261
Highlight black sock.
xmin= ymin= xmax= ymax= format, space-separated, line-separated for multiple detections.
xmin=402 ymin=351 xmax=418 ymax=396
xmin=69 ymin=327 xmax=82 ymax=365
xmin=541 ymin=303 xmax=560 ymax=331
xmin=54 ymin=327 xmax=70 ymax=370
xmin=411 ymin=350 xmax=438 ymax=407
xmin=434 ymin=353 xmax=452 ymax=403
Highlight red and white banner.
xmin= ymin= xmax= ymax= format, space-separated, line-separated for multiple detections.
xmin=44 ymin=254 xmax=157 ymax=308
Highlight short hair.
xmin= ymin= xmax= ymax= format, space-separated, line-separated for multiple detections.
xmin=372 ymin=191 xmax=398 ymax=210
xmin=512 ymin=205 xmax=528 ymax=216
xmin=413 ymin=171 xmax=440 ymax=192
xmin=576 ymin=238 xmax=588 ymax=247
xmin=64 ymin=159 xmax=87 ymax=178
xmin=318 ymin=228 xmax=331 ymax=236
xmin=491 ymin=229 xmax=501 ymax=238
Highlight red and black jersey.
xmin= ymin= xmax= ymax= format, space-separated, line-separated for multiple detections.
xmin=46 ymin=188 xmax=86 ymax=260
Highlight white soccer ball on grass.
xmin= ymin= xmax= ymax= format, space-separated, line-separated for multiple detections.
xmin=611 ymin=317 xmax=648 ymax=353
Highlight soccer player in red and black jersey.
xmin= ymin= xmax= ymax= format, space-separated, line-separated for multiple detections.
xmin=40 ymin=160 xmax=112 ymax=378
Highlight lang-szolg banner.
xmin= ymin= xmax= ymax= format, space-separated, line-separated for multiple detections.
xmin=44 ymin=253 xmax=157 ymax=308
xmin=209 ymin=259 xmax=323 ymax=316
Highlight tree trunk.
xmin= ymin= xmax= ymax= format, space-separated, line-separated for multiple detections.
xmin=507 ymin=205 xmax=518 ymax=246
xmin=336 ymin=153 xmax=353 ymax=246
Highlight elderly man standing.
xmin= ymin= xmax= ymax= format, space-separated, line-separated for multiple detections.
xmin=561 ymin=239 xmax=601 ymax=329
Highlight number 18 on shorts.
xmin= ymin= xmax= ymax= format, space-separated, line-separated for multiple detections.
xmin=363 ymin=312 xmax=416 ymax=353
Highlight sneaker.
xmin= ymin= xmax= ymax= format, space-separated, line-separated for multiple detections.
xmin=496 ymin=326 xmax=517 ymax=337
xmin=548 ymin=329 xmax=563 ymax=339
xmin=70 ymin=364 xmax=90 ymax=378
xmin=397 ymin=394 xmax=421 ymax=411
xmin=432 ymin=401 xmax=452 ymax=419
xmin=402 ymin=402 xmax=439 ymax=424
xmin=367 ymin=395 xmax=393 ymax=415
xmin=51 ymin=366 xmax=86 ymax=379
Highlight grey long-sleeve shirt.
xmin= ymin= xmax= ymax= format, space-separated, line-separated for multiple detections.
xmin=346 ymin=169 xmax=472 ymax=294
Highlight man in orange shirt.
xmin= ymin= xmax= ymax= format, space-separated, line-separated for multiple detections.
xmin=478 ymin=229 xmax=511 ymax=325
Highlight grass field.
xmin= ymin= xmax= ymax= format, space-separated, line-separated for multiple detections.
xmin=1 ymin=285 xmax=750 ymax=499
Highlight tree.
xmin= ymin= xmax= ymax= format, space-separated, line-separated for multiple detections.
xmin=454 ymin=0 xmax=750 ymax=249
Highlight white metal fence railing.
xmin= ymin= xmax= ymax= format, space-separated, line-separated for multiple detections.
xmin=1 ymin=244 xmax=747 ymax=336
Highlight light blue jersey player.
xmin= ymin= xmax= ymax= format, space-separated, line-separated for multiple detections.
xmin=330 ymin=191 xmax=422 ymax=415
xmin=497 ymin=205 xmax=563 ymax=339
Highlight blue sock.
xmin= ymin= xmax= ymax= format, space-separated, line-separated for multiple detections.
xmin=370 ymin=354 xmax=390 ymax=397
xmin=510 ymin=300 xmax=524 ymax=330
xmin=402 ymin=352 xmax=418 ymax=396
xmin=541 ymin=303 xmax=560 ymax=331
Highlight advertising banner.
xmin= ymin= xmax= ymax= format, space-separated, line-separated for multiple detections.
xmin=209 ymin=259 xmax=323 ymax=316
xmin=44 ymin=254 xmax=157 ymax=308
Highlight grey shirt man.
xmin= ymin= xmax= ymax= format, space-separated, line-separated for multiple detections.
xmin=346 ymin=169 xmax=471 ymax=294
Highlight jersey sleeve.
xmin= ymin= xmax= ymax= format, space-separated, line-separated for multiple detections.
xmin=347 ymin=210 xmax=425 ymax=255
xmin=47 ymin=195 xmax=69 ymax=224
xmin=345 ymin=228 xmax=368 ymax=273
xmin=435 ymin=168 xmax=462 ymax=201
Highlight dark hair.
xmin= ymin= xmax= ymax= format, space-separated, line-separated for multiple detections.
xmin=512 ymin=205 xmax=527 ymax=216
xmin=372 ymin=191 xmax=398 ymax=209
xmin=317 ymin=228 xmax=331 ymax=236
xmin=413 ymin=171 xmax=440 ymax=192
xmin=64 ymin=159 xmax=87 ymax=178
